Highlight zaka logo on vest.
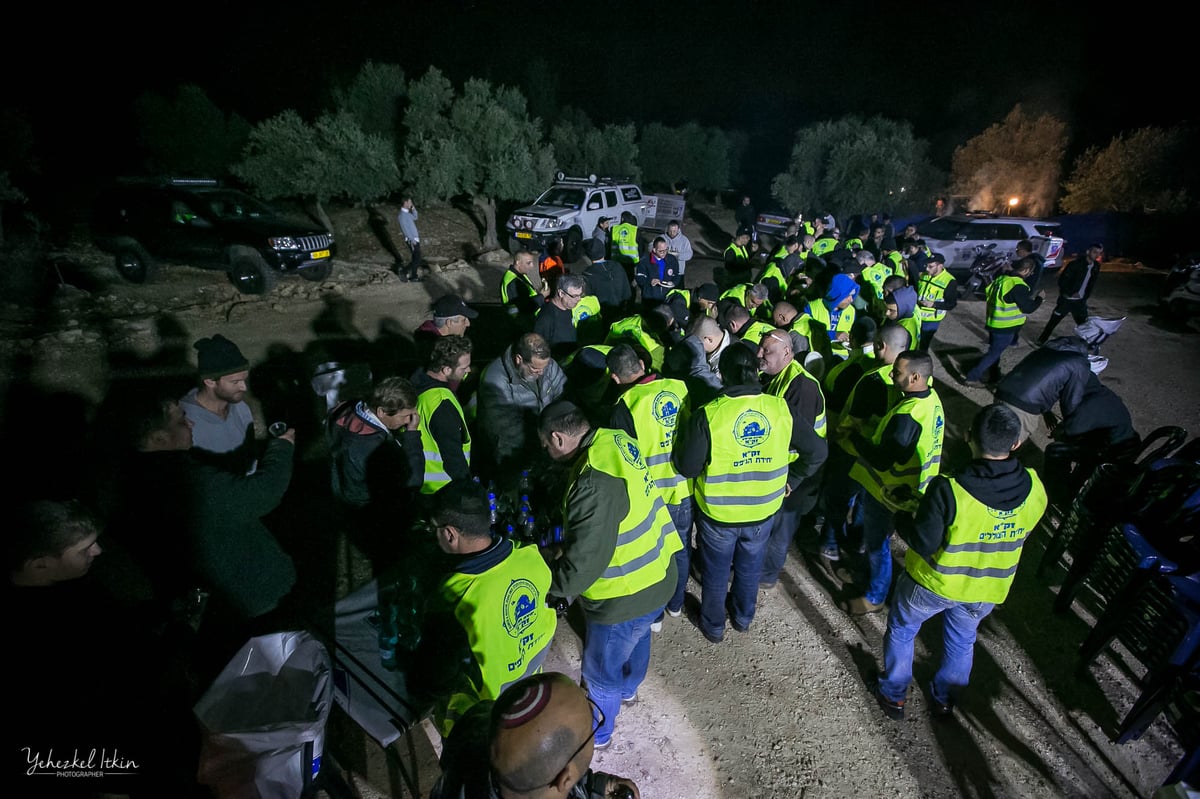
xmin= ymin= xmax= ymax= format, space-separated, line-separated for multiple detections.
xmin=653 ymin=391 xmax=682 ymax=428
xmin=614 ymin=432 xmax=646 ymax=469
xmin=503 ymin=578 xmax=541 ymax=639
xmin=734 ymin=410 xmax=771 ymax=449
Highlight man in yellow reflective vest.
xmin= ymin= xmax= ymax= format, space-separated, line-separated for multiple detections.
xmin=610 ymin=211 xmax=641 ymax=282
xmin=412 ymin=335 xmax=474 ymax=495
xmin=538 ymin=401 xmax=681 ymax=748
xmin=412 ymin=480 xmax=557 ymax=738
xmin=756 ymin=329 xmax=829 ymax=588
xmin=871 ymin=404 xmax=1046 ymax=720
xmin=673 ymin=345 xmax=794 ymax=643
xmin=606 ymin=343 xmax=694 ymax=628
xmin=915 ymin=252 xmax=957 ymax=350
xmin=963 ymin=258 xmax=1045 ymax=387
xmin=845 ymin=350 xmax=945 ymax=616
xmin=500 ymin=249 xmax=549 ymax=333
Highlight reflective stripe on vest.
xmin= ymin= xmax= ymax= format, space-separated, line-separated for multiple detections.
xmin=613 ymin=223 xmax=639 ymax=260
xmin=437 ymin=541 xmax=557 ymax=735
xmin=765 ymin=359 xmax=827 ymax=439
xmin=693 ymin=393 xmax=793 ymax=524
xmin=986 ymin=275 xmax=1029 ymax=329
xmin=917 ymin=269 xmax=954 ymax=322
xmin=905 ymin=472 xmax=1047 ymax=604
xmin=619 ymin=377 xmax=692 ymax=505
xmin=849 ymin=389 xmax=945 ymax=512
xmin=416 ymin=385 xmax=472 ymax=494
xmin=574 ymin=428 xmax=682 ymax=601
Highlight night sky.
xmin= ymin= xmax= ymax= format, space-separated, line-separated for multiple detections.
xmin=5 ymin=1 xmax=1191 ymax=197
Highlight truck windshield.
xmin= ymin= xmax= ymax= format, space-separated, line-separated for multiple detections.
xmin=535 ymin=188 xmax=585 ymax=209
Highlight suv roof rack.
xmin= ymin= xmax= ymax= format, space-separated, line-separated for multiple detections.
xmin=116 ymin=176 xmax=222 ymax=188
xmin=552 ymin=171 xmax=635 ymax=187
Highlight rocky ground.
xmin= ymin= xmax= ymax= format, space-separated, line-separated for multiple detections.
xmin=3 ymin=200 xmax=1197 ymax=798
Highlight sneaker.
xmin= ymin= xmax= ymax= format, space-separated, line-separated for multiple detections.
xmin=700 ymin=628 xmax=724 ymax=644
xmin=960 ymin=379 xmax=988 ymax=389
xmin=408 ymin=275 xmax=423 ymax=283
xmin=621 ymin=691 xmax=639 ymax=705
xmin=820 ymin=544 xmax=840 ymax=561
xmin=666 ymin=606 xmax=683 ymax=618
xmin=650 ymin=620 xmax=663 ymax=633
xmin=928 ymin=683 xmax=954 ymax=718
xmin=834 ymin=565 xmax=857 ymax=585
xmin=872 ymin=682 xmax=905 ymax=721
xmin=730 ymin=619 xmax=750 ymax=633
xmin=594 ymin=736 xmax=613 ymax=750
xmin=847 ymin=596 xmax=884 ymax=615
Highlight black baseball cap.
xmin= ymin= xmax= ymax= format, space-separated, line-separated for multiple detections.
xmin=432 ymin=295 xmax=479 ymax=319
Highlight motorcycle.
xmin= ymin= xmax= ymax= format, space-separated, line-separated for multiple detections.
xmin=1160 ymin=252 xmax=1200 ymax=322
xmin=961 ymin=243 xmax=1013 ymax=298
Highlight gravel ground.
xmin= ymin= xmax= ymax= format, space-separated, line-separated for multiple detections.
xmin=4 ymin=202 xmax=1197 ymax=799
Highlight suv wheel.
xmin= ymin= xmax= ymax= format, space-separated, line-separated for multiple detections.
xmin=563 ymin=228 xmax=583 ymax=264
xmin=228 ymin=249 xmax=278 ymax=295
xmin=299 ymin=260 xmax=332 ymax=282
xmin=114 ymin=244 xmax=159 ymax=284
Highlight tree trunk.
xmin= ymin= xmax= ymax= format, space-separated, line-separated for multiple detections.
xmin=312 ymin=200 xmax=335 ymax=235
xmin=475 ymin=196 xmax=499 ymax=250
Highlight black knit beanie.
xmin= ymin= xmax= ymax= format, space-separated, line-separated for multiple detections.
xmin=195 ymin=334 xmax=249 ymax=380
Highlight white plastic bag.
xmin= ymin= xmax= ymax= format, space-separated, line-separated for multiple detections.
xmin=194 ymin=631 xmax=332 ymax=799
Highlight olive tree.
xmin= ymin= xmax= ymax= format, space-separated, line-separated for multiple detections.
xmin=549 ymin=107 xmax=639 ymax=181
xmin=402 ymin=67 xmax=555 ymax=250
xmin=772 ymin=116 xmax=936 ymax=219
xmin=637 ymin=122 xmax=737 ymax=198
xmin=331 ymin=61 xmax=407 ymax=149
xmin=134 ymin=84 xmax=251 ymax=178
xmin=233 ymin=109 xmax=401 ymax=233
xmin=950 ymin=104 xmax=1067 ymax=217
xmin=1061 ymin=126 xmax=1195 ymax=214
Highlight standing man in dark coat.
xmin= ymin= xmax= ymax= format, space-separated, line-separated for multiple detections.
xmin=1037 ymin=243 xmax=1103 ymax=345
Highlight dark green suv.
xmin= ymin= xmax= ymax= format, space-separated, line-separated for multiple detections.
xmin=91 ymin=177 xmax=336 ymax=295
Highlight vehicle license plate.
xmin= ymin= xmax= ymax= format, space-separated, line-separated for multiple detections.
xmin=517 ymin=232 xmax=533 ymax=239
xmin=311 ymin=249 xmax=331 ymax=259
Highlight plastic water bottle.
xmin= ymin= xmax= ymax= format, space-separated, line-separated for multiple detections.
xmin=523 ymin=511 xmax=537 ymax=541
xmin=488 ymin=488 xmax=499 ymax=528
xmin=518 ymin=495 xmax=531 ymax=526
xmin=519 ymin=470 xmax=533 ymax=494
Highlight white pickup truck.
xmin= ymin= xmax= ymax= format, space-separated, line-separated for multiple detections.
xmin=505 ymin=173 xmax=686 ymax=262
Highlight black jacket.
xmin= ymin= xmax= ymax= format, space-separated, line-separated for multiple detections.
xmin=1057 ymin=255 xmax=1101 ymax=301
xmin=994 ymin=336 xmax=1092 ymax=417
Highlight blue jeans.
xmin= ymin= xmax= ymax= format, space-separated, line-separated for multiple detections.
xmin=666 ymin=498 xmax=694 ymax=614
xmin=696 ymin=511 xmax=770 ymax=638
xmin=858 ymin=490 xmax=896 ymax=605
xmin=965 ymin=328 xmax=1020 ymax=383
xmin=581 ymin=605 xmax=662 ymax=745
xmin=878 ymin=571 xmax=995 ymax=706
xmin=820 ymin=450 xmax=862 ymax=552
xmin=919 ymin=321 xmax=940 ymax=351
xmin=760 ymin=482 xmax=821 ymax=585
